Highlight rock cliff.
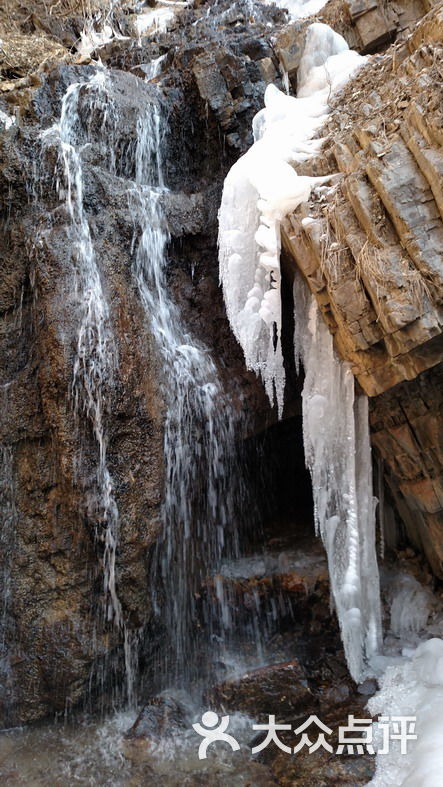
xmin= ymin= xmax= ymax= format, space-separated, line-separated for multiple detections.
xmin=279 ymin=1 xmax=443 ymax=576
xmin=0 ymin=0 xmax=442 ymax=725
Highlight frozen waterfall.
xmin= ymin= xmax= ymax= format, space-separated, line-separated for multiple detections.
xmin=218 ymin=23 xmax=382 ymax=681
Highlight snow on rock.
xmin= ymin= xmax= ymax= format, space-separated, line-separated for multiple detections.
xmin=218 ymin=23 xmax=367 ymax=415
xmin=0 ymin=109 xmax=16 ymax=129
xmin=368 ymin=638 xmax=443 ymax=786
xmin=76 ymin=24 xmax=117 ymax=58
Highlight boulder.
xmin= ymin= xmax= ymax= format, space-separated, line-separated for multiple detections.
xmin=205 ymin=659 xmax=315 ymax=719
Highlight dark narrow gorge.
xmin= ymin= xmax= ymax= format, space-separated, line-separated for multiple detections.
xmin=0 ymin=0 xmax=442 ymax=784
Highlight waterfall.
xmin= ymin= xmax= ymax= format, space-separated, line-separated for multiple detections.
xmin=218 ymin=23 xmax=382 ymax=681
xmin=38 ymin=65 xmax=254 ymax=704
xmin=131 ymin=98 xmax=247 ymax=689
xmin=54 ymin=72 xmax=121 ymax=628
xmin=41 ymin=69 xmax=135 ymax=704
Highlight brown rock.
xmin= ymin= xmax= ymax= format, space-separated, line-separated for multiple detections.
xmin=205 ymin=660 xmax=315 ymax=719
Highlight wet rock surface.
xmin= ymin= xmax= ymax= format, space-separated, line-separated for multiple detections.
xmin=0 ymin=3 xmax=281 ymax=722
xmin=121 ymin=525 xmax=374 ymax=785
xmin=206 ymin=659 xmax=314 ymax=719
xmin=123 ymin=696 xmax=189 ymax=763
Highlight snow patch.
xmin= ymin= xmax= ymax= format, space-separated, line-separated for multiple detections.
xmin=0 ymin=110 xmax=16 ymax=129
xmin=368 ymin=638 xmax=443 ymax=786
xmin=264 ymin=0 xmax=330 ymax=20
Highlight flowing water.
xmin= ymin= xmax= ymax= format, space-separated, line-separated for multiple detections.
xmin=130 ymin=95 xmax=263 ymax=691
xmin=41 ymin=70 xmax=138 ymax=706
xmin=0 ymin=63 xmax=276 ymax=786
xmin=40 ymin=66 xmax=264 ymax=702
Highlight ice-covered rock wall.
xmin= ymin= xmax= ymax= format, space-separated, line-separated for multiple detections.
xmin=218 ymin=23 xmax=383 ymax=680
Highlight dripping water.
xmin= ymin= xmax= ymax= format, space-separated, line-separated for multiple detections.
xmin=131 ymin=101 xmax=272 ymax=688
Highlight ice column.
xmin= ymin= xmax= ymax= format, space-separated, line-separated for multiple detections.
xmin=219 ymin=22 xmax=379 ymax=681
xmin=293 ymin=276 xmax=382 ymax=680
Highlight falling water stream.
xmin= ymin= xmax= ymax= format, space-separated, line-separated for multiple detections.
xmin=0 ymin=65 xmax=274 ymax=785
xmin=41 ymin=70 xmax=138 ymax=706
xmin=130 ymin=89 xmax=282 ymax=696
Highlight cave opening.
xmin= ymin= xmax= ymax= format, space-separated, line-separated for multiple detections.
xmin=240 ymin=244 xmax=316 ymax=554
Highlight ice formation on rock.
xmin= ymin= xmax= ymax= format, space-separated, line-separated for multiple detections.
xmin=388 ymin=573 xmax=433 ymax=640
xmin=218 ymin=24 xmax=366 ymax=415
xmin=219 ymin=24 xmax=381 ymax=681
xmin=293 ymin=274 xmax=382 ymax=681
xmin=368 ymin=638 xmax=443 ymax=786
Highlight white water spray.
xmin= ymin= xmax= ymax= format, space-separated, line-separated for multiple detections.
xmin=131 ymin=98 xmax=245 ymax=686
xmin=41 ymin=70 xmax=138 ymax=704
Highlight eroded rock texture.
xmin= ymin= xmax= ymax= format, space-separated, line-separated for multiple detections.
xmin=0 ymin=66 xmax=168 ymax=724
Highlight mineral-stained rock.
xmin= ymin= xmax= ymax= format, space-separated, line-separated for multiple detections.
xmin=205 ymin=660 xmax=315 ymax=719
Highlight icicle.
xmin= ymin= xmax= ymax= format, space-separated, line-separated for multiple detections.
xmin=218 ymin=21 xmax=376 ymax=680
xmin=292 ymin=276 xmax=382 ymax=680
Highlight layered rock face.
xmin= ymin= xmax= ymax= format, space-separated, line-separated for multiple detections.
xmin=280 ymin=2 xmax=443 ymax=575
xmin=0 ymin=0 xmax=442 ymax=726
